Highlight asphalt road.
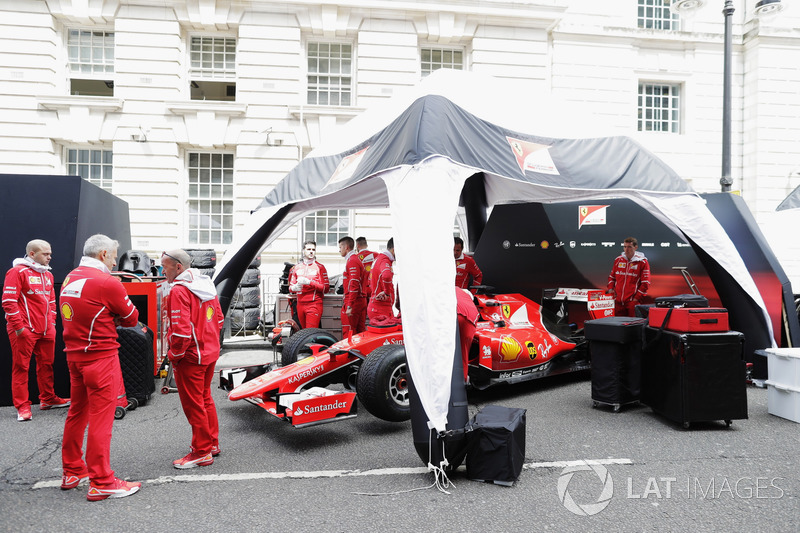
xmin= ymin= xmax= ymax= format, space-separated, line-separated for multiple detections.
xmin=1 ymin=352 xmax=798 ymax=533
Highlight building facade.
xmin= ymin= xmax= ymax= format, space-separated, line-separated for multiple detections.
xmin=1 ymin=0 xmax=798 ymax=286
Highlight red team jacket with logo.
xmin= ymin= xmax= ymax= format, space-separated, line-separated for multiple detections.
xmin=165 ymin=269 xmax=224 ymax=366
xmin=342 ymin=250 xmax=368 ymax=309
xmin=455 ymin=254 xmax=483 ymax=291
xmin=59 ymin=260 xmax=139 ymax=362
xmin=2 ymin=260 xmax=56 ymax=335
xmin=606 ymin=252 xmax=651 ymax=304
xmin=370 ymin=251 xmax=396 ymax=308
xmin=289 ymin=261 xmax=329 ymax=304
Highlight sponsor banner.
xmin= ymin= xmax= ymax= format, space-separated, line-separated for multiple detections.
xmin=578 ymin=205 xmax=610 ymax=229
xmin=290 ymin=392 xmax=356 ymax=425
xmin=587 ymin=289 xmax=615 ymax=319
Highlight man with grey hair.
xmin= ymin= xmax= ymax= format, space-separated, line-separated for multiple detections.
xmin=161 ymin=249 xmax=223 ymax=469
xmin=59 ymin=234 xmax=142 ymax=500
xmin=3 ymin=239 xmax=68 ymax=422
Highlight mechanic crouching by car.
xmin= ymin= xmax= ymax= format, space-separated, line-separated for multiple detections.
xmin=288 ymin=240 xmax=329 ymax=329
xmin=161 ymin=249 xmax=224 ymax=469
xmin=606 ymin=237 xmax=651 ymax=317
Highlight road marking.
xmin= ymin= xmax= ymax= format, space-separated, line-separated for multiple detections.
xmin=32 ymin=458 xmax=633 ymax=489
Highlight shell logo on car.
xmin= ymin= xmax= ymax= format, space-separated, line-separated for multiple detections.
xmin=499 ymin=335 xmax=522 ymax=362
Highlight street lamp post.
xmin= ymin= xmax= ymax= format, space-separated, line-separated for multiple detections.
xmin=720 ymin=0 xmax=734 ymax=192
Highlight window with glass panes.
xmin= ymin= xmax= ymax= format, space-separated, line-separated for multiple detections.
xmin=638 ymin=82 xmax=681 ymax=133
xmin=307 ymin=43 xmax=352 ymax=106
xmin=421 ymin=48 xmax=464 ymax=77
xmin=68 ymin=29 xmax=114 ymax=76
xmin=187 ymin=153 xmax=234 ymax=245
xmin=637 ymin=0 xmax=680 ymax=30
xmin=67 ymin=148 xmax=113 ymax=191
xmin=190 ymin=36 xmax=236 ymax=79
xmin=303 ymin=210 xmax=350 ymax=247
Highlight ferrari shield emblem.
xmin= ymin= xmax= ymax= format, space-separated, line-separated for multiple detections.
xmin=502 ymin=304 xmax=511 ymax=318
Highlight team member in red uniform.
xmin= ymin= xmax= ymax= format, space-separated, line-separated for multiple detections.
xmin=338 ymin=236 xmax=368 ymax=336
xmin=454 ymin=236 xmax=482 ymax=293
xmin=2 ymin=239 xmax=69 ymax=421
xmin=356 ymin=237 xmax=375 ymax=299
xmin=162 ymin=249 xmax=224 ymax=469
xmin=456 ymin=288 xmax=480 ymax=383
xmin=606 ymin=237 xmax=651 ymax=317
xmin=288 ymin=241 xmax=329 ymax=329
xmin=368 ymin=238 xmax=398 ymax=323
xmin=59 ymin=234 xmax=141 ymax=500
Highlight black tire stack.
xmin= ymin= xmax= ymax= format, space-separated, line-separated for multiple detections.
xmin=183 ymin=248 xmax=217 ymax=278
xmin=229 ymin=255 xmax=262 ymax=334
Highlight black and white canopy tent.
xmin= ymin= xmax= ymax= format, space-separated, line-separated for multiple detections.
xmin=215 ymin=69 xmax=772 ymax=434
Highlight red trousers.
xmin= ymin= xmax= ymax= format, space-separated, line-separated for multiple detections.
xmin=62 ymin=356 xmax=120 ymax=485
xmin=457 ymin=315 xmax=476 ymax=381
xmin=173 ymin=359 xmax=219 ymax=456
xmin=341 ymin=297 xmax=367 ymax=337
xmin=297 ymin=299 xmax=323 ymax=329
xmin=615 ymin=300 xmax=637 ymax=317
xmin=8 ymin=328 xmax=57 ymax=409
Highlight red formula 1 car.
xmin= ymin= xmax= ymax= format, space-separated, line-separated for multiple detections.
xmin=220 ymin=287 xmax=612 ymax=428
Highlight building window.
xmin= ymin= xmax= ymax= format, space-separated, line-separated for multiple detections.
xmin=637 ymin=0 xmax=680 ymax=30
xmin=307 ymin=42 xmax=352 ymax=106
xmin=67 ymin=29 xmax=114 ymax=96
xmin=303 ymin=210 xmax=350 ymax=247
xmin=189 ymin=36 xmax=236 ymax=101
xmin=638 ymin=82 xmax=681 ymax=133
xmin=188 ymin=152 xmax=234 ymax=245
xmin=421 ymin=48 xmax=464 ymax=77
xmin=67 ymin=148 xmax=113 ymax=191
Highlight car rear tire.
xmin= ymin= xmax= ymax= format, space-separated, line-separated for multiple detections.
xmin=356 ymin=345 xmax=410 ymax=422
xmin=280 ymin=327 xmax=338 ymax=367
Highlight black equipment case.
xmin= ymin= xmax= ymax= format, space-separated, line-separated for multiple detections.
xmin=117 ymin=323 xmax=156 ymax=405
xmin=585 ymin=317 xmax=647 ymax=411
xmin=465 ymin=405 xmax=526 ymax=486
xmin=654 ymin=294 xmax=709 ymax=308
xmin=641 ymin=326 xmax=747 ymax=428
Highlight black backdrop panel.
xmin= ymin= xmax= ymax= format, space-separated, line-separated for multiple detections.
xmin=473 ymin=199 xmax=717 ymax=305
xmin=0 ymin=174 xmax=131 ymax=407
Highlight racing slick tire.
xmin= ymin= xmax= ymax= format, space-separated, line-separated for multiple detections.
xmin=280 ymin=327 xmax=338 ymax=367
xmin=356 ymin=344 xmax=411 ymax=422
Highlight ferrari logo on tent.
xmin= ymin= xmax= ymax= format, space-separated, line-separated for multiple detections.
xmin=578 ymin=205 xmax=610 ymax=229
xmin=324 ymin=146 xmax=369 ymax=189
xmin=506 ymin=136 xmax=559 ymax=175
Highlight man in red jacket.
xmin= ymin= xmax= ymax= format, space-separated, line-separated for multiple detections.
xmin=162 ymin=249 xmax=224 ymax=469
xmin=3 ymin=239 xmax=69 ymax=421
xmin=356 ymin=237 xmax=376 ymax=299
xmin=368 ymin=238 xmax=398 ymax=324
xmin=454 ymin=236 xmax=482 ymax=293
xmin=337 ymin=236 xmax=367 ymax=336
xmin=60 ymin=234 xmax=141 ymax=501
xmin=288 ymin=241 xmax=329 ymax=329
xmin=606 ymin=237 xmax=651 ymax=317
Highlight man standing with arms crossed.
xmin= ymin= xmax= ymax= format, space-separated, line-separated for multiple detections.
xmin=59 ymin=234 xmax=141 ymax=500
xmin=288 ymin=240 xmax=329 ymax=329
xmin=337 ymin=236 xmax=368 ymax=336
xmin=3 ymin=239 xmax=69 ymax=421
xmin=161 ymin=249 xmax=224 ymax=469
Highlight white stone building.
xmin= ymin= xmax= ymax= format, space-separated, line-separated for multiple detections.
xmin=1 ymin=0 xmax=798 ymax=288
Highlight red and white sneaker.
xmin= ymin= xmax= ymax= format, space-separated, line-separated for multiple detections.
xmin=61 ymin=473 xmax=89 ymax=490
xmin=173 ymin=452 xmax=213 ymax=469
xmin=211 ymin=445 xmax=221 ymax=457
xmin=17 ymin=406 xmax=32 ymax=422
xmin=40 ymin=397 xmax=71 ymax=410
xmin=86 ymin=478 xmax=141 ymax=501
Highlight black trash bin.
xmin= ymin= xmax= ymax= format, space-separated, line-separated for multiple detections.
xmin=585 ymin=317 xmax=647 ymax=412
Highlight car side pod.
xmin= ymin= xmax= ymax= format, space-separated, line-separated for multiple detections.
xmin=408 ymin=323 xmax=469 ymax=477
